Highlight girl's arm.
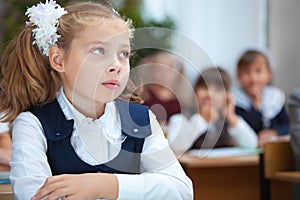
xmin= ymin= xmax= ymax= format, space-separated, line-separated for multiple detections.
xmin=10 ymin=112 xmax=52 ymax=200
xmin=32 ymin=173 xmax=119 ymax=200
xmin=167 ymin=113 xmax=208 ymax=155
xmin=228 ymin=117 xmax=258 ymax=148
xmin=0 ymin=132 xmax=12 ymax=166
xmin=226 ymin=93 xmax=258 ymax=148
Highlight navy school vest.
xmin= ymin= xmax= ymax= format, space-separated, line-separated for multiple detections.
xmin=30 ymin=99 xmax=152 ymax=175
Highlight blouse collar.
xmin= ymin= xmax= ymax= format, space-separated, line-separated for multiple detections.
xmin=232 ymin=86 xmax=285 ymax=126
xmin=56 ymin=88 xmax=122 ymax=139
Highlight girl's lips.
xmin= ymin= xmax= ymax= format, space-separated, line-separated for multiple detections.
xmin=102 ymin=80 xmax=120 ymax=90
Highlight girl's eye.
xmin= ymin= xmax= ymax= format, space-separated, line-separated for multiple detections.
xmin=92 ymin=47 xmax=105 ymax=55
xmin=120 ymin=51 xmax=130 ymax=59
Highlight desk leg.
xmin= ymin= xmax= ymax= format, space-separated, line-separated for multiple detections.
xmin=260 ymin=153 xmax=270 ymax=200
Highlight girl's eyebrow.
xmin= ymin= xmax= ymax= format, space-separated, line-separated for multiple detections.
xmin=120 ymin=43 xmax=130 ymax=47
xmin=86 ymin=41 xmax=130 ymax=48
xmin=86 ymin=41 xmax=108 ymax=46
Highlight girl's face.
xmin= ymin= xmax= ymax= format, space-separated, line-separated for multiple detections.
xmin=60 ymin=19 xmax=131 ymax=106
xmin=196 ymin=84 xmax=226 ymax=112
xmin=238 ymin=55 xmax=271 ymax=97
xmin=150 ymin=53 xmax=181 ymax=87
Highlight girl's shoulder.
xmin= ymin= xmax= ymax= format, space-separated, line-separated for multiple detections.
xmin=264 ymin=85 xmax=285 ymax=98
xmin=290 ymin=87 xmax=300 ymax=96
xmin=261 ymin=86 xmax=286 ymax=120
xmin=262 ymin=86 xmax=286 ymax=107
xmin=288 ymin=87 xmax=300 ymax=106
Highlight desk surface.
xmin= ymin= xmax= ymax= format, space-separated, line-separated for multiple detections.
xmin=179 ymin=153 xmax=259 ymax=168
xmin=0 ymin=184 xmax=12 ymax=193
xmin=0 ymin=184 xmax=13 ymax=200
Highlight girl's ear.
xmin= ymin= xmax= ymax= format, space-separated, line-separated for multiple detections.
xmin=266 ymin=68 xmax=273 ymax=84
xmin=49 ymin=46 xmax=65 ymax=72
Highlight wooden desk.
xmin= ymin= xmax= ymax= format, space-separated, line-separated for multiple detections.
xmin=179 ymin=153 xmax=260 ymax=200
xmin=0 ymin=168 xmax=13 ymax=200
xmin=273 ymin=171 xmax=300 ymax=183
xmin=0 ymin=184 xmax=13 ymax=200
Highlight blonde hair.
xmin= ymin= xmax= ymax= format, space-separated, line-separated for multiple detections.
xmin=0 ymin=1 xmax=138 ymax=122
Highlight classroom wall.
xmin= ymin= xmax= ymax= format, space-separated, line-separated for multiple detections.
xmin=143 ymin=0 xmax=267 ymax=85
xmin=143 ymin=0 xmax=300 ymax=96
xmin=269 ymin=0 xmax=300 ymax=95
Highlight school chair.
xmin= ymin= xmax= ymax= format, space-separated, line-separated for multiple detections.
xmin=263 ymin=140 xmax=300 ymax=200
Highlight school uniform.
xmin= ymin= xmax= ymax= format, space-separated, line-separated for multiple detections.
xmin=143 ymin=88 xmax=181 ymax=123
xmin=10 ymin=89 xmax=193 ymax=200
xmin=167 ymin=112 xmax=258 ymax=155
xmin=232 ymin=86 xmax=289 ymax=136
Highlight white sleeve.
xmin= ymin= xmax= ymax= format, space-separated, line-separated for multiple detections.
xmin=10 ymin=112 xmax=51 ymax=200
xmin=228 ymin=117 xmax=258 ymax=148
xmin=116 ymin=111 xmax=193 ymax=200
xmin=167 ymin=113 xmax=208 ymax=155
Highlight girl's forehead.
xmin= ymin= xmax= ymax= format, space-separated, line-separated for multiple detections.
xmin=249 ymin=55 xmax=268 ymax=67
xmin=75 ymin=18 xmax=130 ymax=43
xmin=196 ymin=82 xmax=224 ymax=90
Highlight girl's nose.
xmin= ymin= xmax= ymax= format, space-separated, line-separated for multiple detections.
xmin=107 ymin=59 xmax=121 ymax=73
xmin=249 ymin=72 xmax=258 ymax=81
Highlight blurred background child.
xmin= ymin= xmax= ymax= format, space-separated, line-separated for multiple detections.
xmin=141 ymin=50 xmax=192 ymax=128
xmin=233 ymin=50 xmax=289 ymax=148
xmin=168 ymin=67 xmax=257 ymax=155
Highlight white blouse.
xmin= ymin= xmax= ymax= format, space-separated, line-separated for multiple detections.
xmin=167 ymin=113 xmax=258 ymax=155
xmin=10 ymin=90 xmax=193 ymax=200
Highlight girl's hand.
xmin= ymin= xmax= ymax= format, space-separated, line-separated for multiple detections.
xmin=248 ymin=87 xmax=262 ymax=110
xmin=225 ymin=93 xmax=238 ymax=127
xmin=258 ymin=129 xmax=278 ymax=148
xmin=31 ymin=173 xmax=118 ymax=200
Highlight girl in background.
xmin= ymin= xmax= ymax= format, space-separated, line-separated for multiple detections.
xmin=141 ymin=50 xmax=190 ymax=126
xmin=233 ymin=50 xmax=289 ymax=148
xmin=0 ymin=1 xmax=192 ymax=199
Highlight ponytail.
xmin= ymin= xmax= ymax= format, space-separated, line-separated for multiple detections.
xmin=0 ymin=26 xmax=61 ymax=122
